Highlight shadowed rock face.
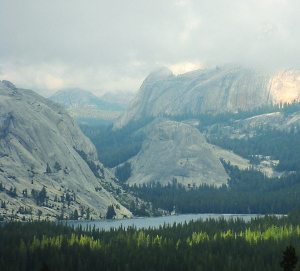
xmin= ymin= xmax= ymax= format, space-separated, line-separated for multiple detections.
xmin=126 ymin=120 xmax=229 ymax=187
xmin=0 ymin=81 xmax=131 ymax=220
xmin=114 ymin=65 xmax=300 ymax=129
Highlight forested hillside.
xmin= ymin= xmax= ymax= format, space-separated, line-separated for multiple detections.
xmin=82 ymin=102 xmax=300 ymax=170
xmin=81 ymin=102 xmax=300 ymax=217
xmin=128 ymin=163 xmax=300 ymax=215
xmin=79 ymin=117 xmax=154 ymax=168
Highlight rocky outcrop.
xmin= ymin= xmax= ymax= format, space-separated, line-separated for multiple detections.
xmin=0 ymin=81 xmax=131 ymax=220
xmin=125 ymin=120 xmax=229 ymax=187
xmin=114 ymin=65 xmax=300 ymax=129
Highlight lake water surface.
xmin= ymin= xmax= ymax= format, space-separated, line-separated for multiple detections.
xmin=69 ymin=214 xmax=262 ymax=231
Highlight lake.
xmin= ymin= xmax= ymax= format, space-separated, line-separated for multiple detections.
xmin=68 ymin=213 xmax=263 ymax=231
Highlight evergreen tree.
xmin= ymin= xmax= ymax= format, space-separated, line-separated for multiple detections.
xmin=1 ymin=200 xmax=6 ymax=209
xmin=73 ymin=209 xmax=79 ymax=220
xmin=40 ymin=263 xmax=50 ymax=271
xmin=86 ymin=207 xmax=90 ymax=220
xmin=46 ymin=163 xmax=52 ymax=174
xmin=54 ymin=161 xmax=62 ymax=171
xmin=280 ymin=245 xmax=298 ymax=271
xmin=106 ymin=205 xmax=116 ymax=219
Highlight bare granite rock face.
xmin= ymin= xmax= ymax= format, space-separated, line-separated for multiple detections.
xmin=125 ymin=120 xmax=228 ymax=187
xmin=234 ymin=111 xmax=300 ymax=132
xmin=114 ymin=65 xmax=300 ymax=129
xmin=0 ymin=81 xmax=132 ymax=221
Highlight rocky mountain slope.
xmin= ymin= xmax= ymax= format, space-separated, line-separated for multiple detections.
xmin=114 ymin=65 xmax=300 ymax=129
xmin=122 ymin=119 xmax=229 ymax=187
xmin=0 ymin=81 xmax=132 ymax=221
xmin=119 ymin=118 xmax=280 ymax=188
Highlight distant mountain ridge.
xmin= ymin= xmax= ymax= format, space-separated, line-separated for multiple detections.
xmin=114 ymin=65 xmax=300 ymax=129
xmin=50 ymin=89 xmax=127 ymax=125
xmin=100 ymin=91 xmax=135 ymax=106
xmin=50 ymin=89 xmax=125 ymax=111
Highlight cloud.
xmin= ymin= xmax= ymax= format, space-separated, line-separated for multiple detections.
xmin=167 ymin=62 xmax=203 ymax=75
xmin=1 ymin=0 xmax=300 ymax=96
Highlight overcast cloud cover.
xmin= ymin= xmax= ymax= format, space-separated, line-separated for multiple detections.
xmin=1 ymin=0 xmax=300 ymax=97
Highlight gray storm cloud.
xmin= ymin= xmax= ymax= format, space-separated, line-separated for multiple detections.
xmin=1 ymin=0 xmax=300 ymax=96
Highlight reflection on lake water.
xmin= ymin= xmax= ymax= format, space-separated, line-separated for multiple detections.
xmin=68 ymin=214 xmax=264 ymax=231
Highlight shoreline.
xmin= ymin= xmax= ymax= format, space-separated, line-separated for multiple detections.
xmin=0 ymin=212 xmax=287 ymax=224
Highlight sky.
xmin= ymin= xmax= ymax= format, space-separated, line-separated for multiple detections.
xmin=1 ymin=0 xmax=300 ymax=97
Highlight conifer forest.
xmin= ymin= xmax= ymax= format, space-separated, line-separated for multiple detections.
xmin=2 ymin=212 xmax=300 ymax=270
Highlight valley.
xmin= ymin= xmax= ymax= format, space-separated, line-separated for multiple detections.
xmin=3 ymin=1 xmax=300 ymax=270
xmin=50 ymin=89 xmax=133 ymax=126
xmin=2 ymin=65 xmax=300 ymax=221
xmin=82 ymin=106 xmax=300 ymax=215
xmin=78 ymin=65 xmax=300 ymax=217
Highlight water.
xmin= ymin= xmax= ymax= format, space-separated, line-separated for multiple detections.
xmin=68 ymin=214 xmax=262 ymax=231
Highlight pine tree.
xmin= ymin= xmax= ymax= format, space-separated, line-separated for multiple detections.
xmin=74 ymin=209 xmax=79 ymax=220
xmin=106 ymin=205 xmax=116 ymax=219
xmin=54 ymin=161 xmax=62 ymax=171
xmin=46 ymin=163 xmax=52 ymax=174
xmin=280 ymin=245 xmax=298 ymax=271
xmin=40 ymin=262 xmax=50 ymax=271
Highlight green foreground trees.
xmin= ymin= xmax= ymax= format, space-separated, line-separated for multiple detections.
xmin=2 ymin=212 xmax=300 ymax=270
xmin=280 ymin=245 xmax=299 ymax=271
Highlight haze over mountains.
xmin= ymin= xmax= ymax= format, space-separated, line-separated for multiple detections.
xmin=100 ymin=91 xmax=135 ymax=107
xmin=50 ymin=89 xmax=133 ymax=125
xmin=50 ymin=89 xmax=126 ymax=111
xmin=0 ymin=80 xmax=132 ymax=220
xmin=114 ymin=65 xmax=300 ymax=129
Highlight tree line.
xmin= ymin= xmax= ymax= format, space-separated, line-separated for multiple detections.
xmin=126 ymin=162 xmax=300 ymax=215
xmin=2 ymin=211 xmax=300 ymax=270
xmin=210 ymin=128 xmax=300 ymax=172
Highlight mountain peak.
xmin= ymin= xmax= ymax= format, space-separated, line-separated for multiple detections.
xmin=1 ymin=80 xmax=17 ymax=90
xmin=144 ymin=67 xmax=174 ymax=83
